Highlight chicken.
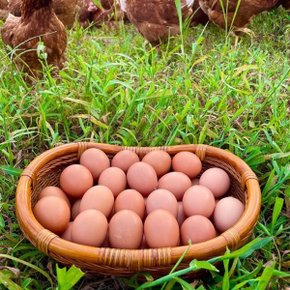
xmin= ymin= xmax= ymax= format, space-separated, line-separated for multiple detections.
xmin=120 ymin=0 xmax=195 ymax=45
xmin=0 ymin=0 xmax=8 ymax=21
xmin=198 ymin=0 xmax=279 ymax=30
xmin=8 ymin=0 xmax=78 ymax=28
xmin=1 ymin=0 xmax=67 ymax=78
xmin=77 ymin=0 xmax=99 ymax=26
xmin=77 ymin=0 xmax=125 ymax=27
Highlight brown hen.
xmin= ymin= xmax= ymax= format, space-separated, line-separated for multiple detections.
xmin=8 ymin=0 xmax=78 ymax=27
xmin=1 ymin=0 xmax=67 ymax=78
xmin=120 ymin=0 xmax=195 ymax=45
xmin=78 ymin=0 xmax=125 ymax=27
xmin=198 ymin=0 xmax=280 ymax=29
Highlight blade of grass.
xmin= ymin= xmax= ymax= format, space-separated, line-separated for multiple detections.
xmin=270 ymin=197 xmax=284 ymax=234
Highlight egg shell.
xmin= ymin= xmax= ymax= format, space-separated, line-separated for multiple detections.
xmin=80 ymin=185 xmax=114 ymax=217
xmin=214 ymin=197 xmax=244 ymax=232
xmin=172 ymin=152 xmax=202 ymax=179
xmin=80 ymin=148 xmax=110 ymax=181
xmin=71 ymin=199 xmax=81 ymax=220
xmin=192 ymin=178 xmax=199 ymax=186
xmin=146 ymin=189 xmax=178 ymax=217
xmin=71 ymin=209 xmax=108 ymax=247
xmin=38 ymin=186 xmax=71 ymax=208
xmin=109 ymin=210 xmax=143 ymax=249
xmin=60 ymin=164 xmax=94 ymax=198
xmin=181 ymin=215 xmax=216 ymax=245
xmin=127 ymin=162 xmax=158 ymax=197
xmin=98 ymin=167 xmax=127 ymax=197
xmin=177 ymin=202 xmax=186 ymax=226
xmin=182 ymin=185 xmax=216 ymax=218
xmin=142 ymin=150 xmax=171 ymax=177
xmin=111 ymin=150 xmax=140 ymax=172
xmin=158 ymin=172 xmax=192 ymax=201
xmin=33 ymin=196 xmax=70 ymax=234
xmin=114 ymin=189 xmax=145 ymax=219
xmin=61 ymin=222 xmax=73 ymax=241
xmin=144 ymin=209 xmax=180 ymax=248
xmin=199 ymin=168 xmax=231 ymax=198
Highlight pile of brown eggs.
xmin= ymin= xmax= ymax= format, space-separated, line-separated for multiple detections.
xmin=33 ymin=148 xmax=245 ymax=249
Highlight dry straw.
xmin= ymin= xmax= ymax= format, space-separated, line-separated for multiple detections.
xmin=16 ymin=143 xmax=261 ymax=276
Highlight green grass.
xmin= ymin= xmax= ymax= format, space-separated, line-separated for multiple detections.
xmin=0 ymin=6 xmax=290 ymax=289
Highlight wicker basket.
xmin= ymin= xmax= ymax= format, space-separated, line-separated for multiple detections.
xmin=16 ymin=143 xmax=261 ymax=276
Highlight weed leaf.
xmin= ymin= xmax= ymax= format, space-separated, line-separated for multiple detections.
xmin=271 ymin=197 xmax=284 ymax=234
xmin=0 ymin=166 xmax=23 ymax=176
xmin=56 ymin=265 xmax=84 ymax=290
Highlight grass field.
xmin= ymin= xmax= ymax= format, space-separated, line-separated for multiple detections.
xmin=0 ymin=6 xmax=290 ymax=289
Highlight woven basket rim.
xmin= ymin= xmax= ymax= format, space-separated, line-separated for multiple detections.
xmin=16 ymin=142 xmax=261 ymax=270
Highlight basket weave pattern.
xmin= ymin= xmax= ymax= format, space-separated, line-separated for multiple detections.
xmin=16 ymin=143 xmax=261 ymax=276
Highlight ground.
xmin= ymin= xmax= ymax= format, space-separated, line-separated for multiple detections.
xmin=0 ymin=7 xmax=289 ymax=290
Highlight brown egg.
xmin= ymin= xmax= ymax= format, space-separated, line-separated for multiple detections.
xmin=98 ymin=167 xmax=127 ymax=197
xmin=144 ymin=210 xmax=180 ymax=248
xmin=38 ymin=186 xmax=71 ymax=208
xmin=142 ymin=150 xmax=171 ymax=177
xmin=199 ymin=168 xmax=231 ymax=198
xmin=60 ymin=164 xmax=93 ymax=198
xmin=61 ymin=222 xmax=73 ymax=241
xmin=80 ymin=185 xmax=114 ymax=218
xmin=146 ymin=189 xmax=178 ymax=217
xmin=33 ymin=196 xmax=70 ymax=234
xmin=181 ymin=215 xmax=216 ymax=245
xmin=109 ymin=210 xmax=143 ymax=249
xmin=71 ymin=199 xmax=81 ymax=220
xmin=71 ymin=209 xmax=108 ymax=246
xmin=111 ymin=150 xmax=140 ymax=172
xmin=182 ymin=185 xmax=215 ymax=218
xmin=80 ymin=148 xmax=110 ymax=181
xmin=177 ymin=202 xmax=186 ymax=226
xmin=127 ymin=162 xmax=158 ymax=197
xmin=214 ymin=197 xmax=244 ymax=232
xmin=114 ymin=189 xmax=145 ymax=219
xmin=192 ymin=178 xmax=199 ymax=186
xmin=158 ymin=172 xmax=191 ymax=201
xmin=172 ymin=152 xmax=202 ymax=179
